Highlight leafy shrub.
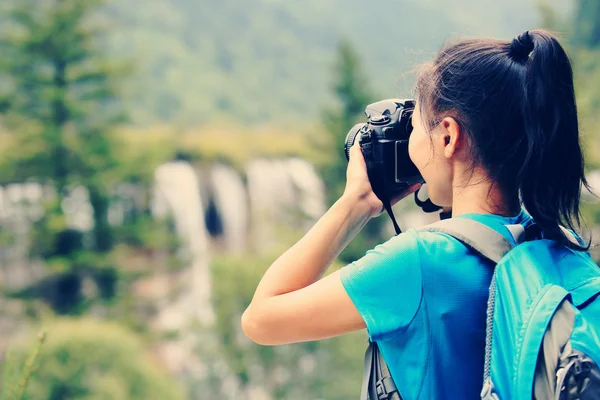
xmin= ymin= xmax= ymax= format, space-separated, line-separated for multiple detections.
xmin=3 ymin=319 xmax=185 ymax=400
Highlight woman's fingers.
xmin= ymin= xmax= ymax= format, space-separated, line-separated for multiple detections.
xmin=349 ymin=139 xmax=363 ymax=162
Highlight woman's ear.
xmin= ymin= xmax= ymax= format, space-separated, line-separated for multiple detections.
xmin=440 ymin=117 xmax=461 ymax=159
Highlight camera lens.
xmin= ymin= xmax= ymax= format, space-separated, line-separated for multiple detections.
xmin=344 ymin=123 xmax=365 ymax=161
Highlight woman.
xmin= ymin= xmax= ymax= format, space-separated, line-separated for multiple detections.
xmin=241 ymin=30 xmax=590 ymax=399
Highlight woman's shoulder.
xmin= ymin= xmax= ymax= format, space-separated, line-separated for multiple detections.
xmin=355 ymin=228 xmax=459 ymax=266
xmin=403 ymin=223 xmax=499 ymax=284
xmin=385 ymin=227 xmax=469 ymax=255
xmin=349 ymin=221 xmax=496 ymax=280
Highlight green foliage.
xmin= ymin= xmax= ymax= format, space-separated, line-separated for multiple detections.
xmin=320 ymin=40 xmax=375 ymax=205
xmin=0 ymin=0 xmax=123 ymax=258
xmin=0 ymin=0 xmax=180 ymax=319
xmin=205 ymin=251 xmax=366 ymax=399
xmin=0 ymin=0 xmax=125 ymax=189
xmin=3 ymin=320 xmax=185 ymax=400
xmin=1 ymin=331 xmax=46 ymax=400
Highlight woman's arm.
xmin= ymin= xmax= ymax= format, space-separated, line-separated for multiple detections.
xmin=241 ymin=143 xmax=420 ymax=345
xmin=241 ymin=194 xmax=371 ymax=345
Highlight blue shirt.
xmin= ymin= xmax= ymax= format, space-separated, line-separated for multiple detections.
xmin=340 ymin=211 xmax=533 ymax=400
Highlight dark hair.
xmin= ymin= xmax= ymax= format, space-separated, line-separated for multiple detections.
xmin=415 ymin=29 xmax=591 ymax=249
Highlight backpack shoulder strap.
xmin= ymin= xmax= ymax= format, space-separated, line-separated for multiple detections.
xmin=419 ymin=217 xmax=526 ymax=398
xmin=361 ymin=342 xmax=373 ymax=400
xmin=361 ymin=341 xmax=401 ymax=400
xmin=420 ymin=218 xmax=521 ymax=263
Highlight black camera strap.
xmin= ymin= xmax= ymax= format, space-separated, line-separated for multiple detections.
xmin=361 ymin=141 xmax=403 ymax=235
xmin=382 ymin=198 xmax=402 ymax=235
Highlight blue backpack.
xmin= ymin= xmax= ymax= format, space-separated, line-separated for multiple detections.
xmin=429 ymin=218 xmax=600 ymax=399
xmin=361 ymin=217 xmax=600 ymax=400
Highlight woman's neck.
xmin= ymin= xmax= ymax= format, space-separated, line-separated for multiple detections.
xmin=450 ymin=174 xmax=520 ymax=218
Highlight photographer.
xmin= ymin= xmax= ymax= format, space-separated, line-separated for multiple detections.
xmin=241 ymin=30 xmax=590 ymax=399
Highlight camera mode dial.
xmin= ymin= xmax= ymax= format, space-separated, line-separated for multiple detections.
xmin=370 ymin=114 xmax=390 ymax=125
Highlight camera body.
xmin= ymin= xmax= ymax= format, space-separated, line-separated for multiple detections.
xmin=344 ymin=99 xmax=424 ymax=201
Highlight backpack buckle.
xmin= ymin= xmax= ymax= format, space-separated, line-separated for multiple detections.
xmin=572 ymin=357 xmax=592 ymax=378
xmin=376 ymin=377 xmax=397 ymax=400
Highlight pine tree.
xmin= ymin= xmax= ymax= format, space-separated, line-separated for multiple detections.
xmin=0 ymin=0 xmax=126 ymax=313
xmin=321 ymin=39 xmax=373 ymax=206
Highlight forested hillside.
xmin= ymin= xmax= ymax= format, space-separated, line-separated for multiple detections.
xmin=106 ymin=0 xmax=568 ymax=125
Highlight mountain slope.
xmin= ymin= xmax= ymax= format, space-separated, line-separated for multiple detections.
xmin=107 ymin=0 xmax=572 ymax=125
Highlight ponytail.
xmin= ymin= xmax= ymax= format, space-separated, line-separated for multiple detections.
xmin=415 ymin=29 xmax=590 ymax=249
xmin=515 ymin=30 xmax=590 ymax=248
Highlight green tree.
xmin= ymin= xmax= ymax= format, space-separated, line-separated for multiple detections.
xmin=321 ymin=39 xmax=373 ymax=205
xmin=320 ymin=39 xmax=391 ymax=263
xmin=1 ymin=0 xmax=123 ymax=242
xmin=0 ymin=0 xmax=127 ymax=314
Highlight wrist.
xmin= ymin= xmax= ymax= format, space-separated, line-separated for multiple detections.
xmin=338 ymin=191 xmax=377 ymax=220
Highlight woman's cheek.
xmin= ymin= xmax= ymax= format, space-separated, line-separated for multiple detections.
xmin=408 ymin=132 xmax=425 ymax=170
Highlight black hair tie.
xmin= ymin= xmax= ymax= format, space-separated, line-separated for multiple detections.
xmin=509 ymin=31 xmax=534 ymax=63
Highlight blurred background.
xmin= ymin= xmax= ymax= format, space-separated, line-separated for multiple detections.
xmin=0 ymin=0 xmax=599 ymax=399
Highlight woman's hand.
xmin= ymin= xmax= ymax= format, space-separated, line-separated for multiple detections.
xmin=343 ymin=141 xmax=422 ymax=218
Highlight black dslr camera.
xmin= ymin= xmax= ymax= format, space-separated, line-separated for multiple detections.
xmin=344 ymin=99 xmax=423 ymax=197
xmin=344 ymin=99 xmax=441 ymax=234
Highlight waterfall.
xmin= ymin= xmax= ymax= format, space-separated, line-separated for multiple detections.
xmin=150 ymin=161 xmax=214 ymax=372
xmin=284 ymin=158 xmax=326 ymax=226
xmin=0 ymin=183 xmax=47 ymax=288
xmin=246 ymin=158 xmax=326 ymax=251
xmin=151 ymin=161 xmax=214 ymax=326
xmin=0 ymin=157 xmax=330 ymax=393
xmin=209 ymin=164 xmax=248 ymax=254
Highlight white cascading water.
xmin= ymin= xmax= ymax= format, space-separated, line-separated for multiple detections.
xmin=284 ymin=158 xmax=326 ymax=226
xmin=0 ymin=183 xmax=47 ymax=288
xmin=209 ymin=164 xmax=248 ymax=254
xmin=151 ymin=161 xmax=214 ymax=372
xmin=246 ymin=158 xmax=326 ymax=252
xmin=246 ymin=159 xmax=291 ymax=251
